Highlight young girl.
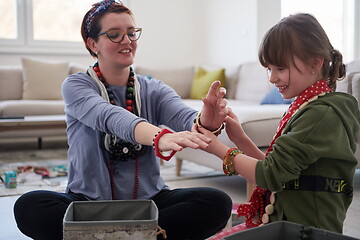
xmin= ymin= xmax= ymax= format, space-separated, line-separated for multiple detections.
xmin=198 ymin=13 xmax=360 ymax=235
xmin=13 ymin=1 xmax=232 ymax=239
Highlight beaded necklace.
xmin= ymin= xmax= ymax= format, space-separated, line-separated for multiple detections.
xmin=93 ymin=62 xmax=140 ymax=199
xmin=237 ymin=79 xmax=332 ymax=228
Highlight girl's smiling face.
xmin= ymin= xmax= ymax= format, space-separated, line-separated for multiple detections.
xmin=267 ymin=56 xmax=320 ymax=99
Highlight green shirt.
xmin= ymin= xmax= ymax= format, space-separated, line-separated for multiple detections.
xmin=255 ymin=92 xmax=360 ymax=233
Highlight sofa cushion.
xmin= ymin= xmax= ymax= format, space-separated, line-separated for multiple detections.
xmin=0 ymin=66 xmax=23 ymax=101
xmin=222 ymin=65 xmax=240 ymax=99
xmin=336 ymin=67 xmax=360 ymax=108
xmin=190 ymin=67 xmax=226 ymax=99
xmin=194 ymin=65 xmax=240 ymax=99
xmin=0 ymin=100 xmax=65 ymax=117
xmin=235 ymin=61 xmax=271 ymax=103
xmin=22 ymin=58 xmax=69 ymax=100
xmin=69 ymin=63 xmax=87 ymax=75
xmin=337 ymin=60 xmax=360 ymax=107
xmin=350 ymin=73 xmax=360 ymax=106
xmin=335 ymin=77 xmax=350 ymax=93
xmin=346 ymin=60 xmax=360 ymax=73
xmin=135 ymin=66 xmax=194 ymax=99
xmin=260 ymin=87 xmax=293 ymax=105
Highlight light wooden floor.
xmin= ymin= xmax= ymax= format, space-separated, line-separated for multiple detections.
xmin=1 ymin=138 xmax=359 ymax=239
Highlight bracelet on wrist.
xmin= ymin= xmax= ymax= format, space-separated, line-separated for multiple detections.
xmin=223 ymin=147 xmax=243 ymax=176
xmin=194 ymin=112 xmax=225 ymax=136
xmin=152 ymin=128 xmax=177 ymax=161
xmin=152 ymin=130 xmax=161 ymax=148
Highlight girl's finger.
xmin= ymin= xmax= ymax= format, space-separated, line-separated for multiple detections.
xmin=206 ymin=81 xmax=221 ymax=98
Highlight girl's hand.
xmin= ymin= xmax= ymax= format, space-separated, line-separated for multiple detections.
xmin=200 ymin=81 xmax=228 ymax=130
xmin=194 ymin=125 xmax=226 ymax=156
xmin=157 ymin=130 xmax=212 ymax=152
xmin=224 ymin=108 xmax=244 ymax=144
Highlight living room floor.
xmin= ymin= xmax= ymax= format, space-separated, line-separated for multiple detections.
xmin=0 ymin=138 xmax=359 ymax=239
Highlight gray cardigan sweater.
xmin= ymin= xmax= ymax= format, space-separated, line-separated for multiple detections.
xmin=61 ymin=71 xmax=197 ymax=200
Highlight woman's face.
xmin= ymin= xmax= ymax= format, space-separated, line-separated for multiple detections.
xmin=267 ymin=56 xmax=318 ymax=99
xmin=92 ymin=12 xmax=138 ymax=68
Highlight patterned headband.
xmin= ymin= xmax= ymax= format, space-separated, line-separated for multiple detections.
xmin=85 ymin=0 xmax=122 ymax=35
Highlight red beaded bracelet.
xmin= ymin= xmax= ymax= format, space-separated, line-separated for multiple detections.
xmin=153 ymin=128 xmax=177 ymax=161
xmin=223 ymin=147 xmax=242 ymax=176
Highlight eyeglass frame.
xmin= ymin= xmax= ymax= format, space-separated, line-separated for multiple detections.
xmin=97 ymin=27 xmax=142 ymax=43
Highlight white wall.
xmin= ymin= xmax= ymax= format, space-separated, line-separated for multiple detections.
xmin=131 ymin=0 xmax=280 ymax=68
xmin=0 ymin=0 xmax=281 ymax=68
xmin=192 ymin=0 xmax=258 ymax=67
xmin=257 ymin=0 xmax=281 ymax=48
xmin=0 ymin=52 xmax=94 ymax=66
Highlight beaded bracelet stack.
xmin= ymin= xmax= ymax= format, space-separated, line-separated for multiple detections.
xmin=223 ymin=147 xmax=243 ymax=176
xmin=152 ymin=128 xmax=177 ymax=161
xmin=194 ymin=112 xmax=225 ymax=136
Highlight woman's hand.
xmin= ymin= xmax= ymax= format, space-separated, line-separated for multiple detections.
xmin=199 ymin=81 xmax=228 ymax=130
xmin=157 ymin=130 xmax=212 ymax=152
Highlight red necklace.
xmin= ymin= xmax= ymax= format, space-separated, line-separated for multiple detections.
xmin=238 ymin=79 xmax=332 ymax=227
xmin=93 ymin=63 xmax=139 ymax=200
xmin=266 ymin=79 xmax=332 ymax=154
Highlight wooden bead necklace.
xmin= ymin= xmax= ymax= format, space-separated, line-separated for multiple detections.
xmin=237 ymin=79 xmax=332 ymax=227
xmin=93 ymin=62 xmax=140 ymax=199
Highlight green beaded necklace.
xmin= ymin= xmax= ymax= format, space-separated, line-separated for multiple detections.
xmin=93 ymin=62 xmax=141 ymax=199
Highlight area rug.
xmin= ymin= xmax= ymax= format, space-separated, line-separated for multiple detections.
xmin=0 ymin=148 xmax=222 ymax=197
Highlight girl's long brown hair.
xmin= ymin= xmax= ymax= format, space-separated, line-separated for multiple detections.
xmin=258 ymin=13 xmax=345 ymax=91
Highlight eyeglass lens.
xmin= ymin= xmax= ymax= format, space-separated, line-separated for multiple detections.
xmin=106 ymin=29 xmax=141 ymax=42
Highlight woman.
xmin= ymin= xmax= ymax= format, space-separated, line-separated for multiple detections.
xmin=14 ymin=1 xmax=232 ymax=239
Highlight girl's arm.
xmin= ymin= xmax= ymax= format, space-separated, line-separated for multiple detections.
xmin=196 ymin=125 xmax=261 ymax=184
xmin=225 ymin=108 xmax=265 ymax=160
xmin=197 ymin=125 xmax=259 ymax=183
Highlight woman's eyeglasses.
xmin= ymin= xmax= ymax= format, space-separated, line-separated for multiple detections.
xmin=97 ymin=28 xmax=142 ymax=43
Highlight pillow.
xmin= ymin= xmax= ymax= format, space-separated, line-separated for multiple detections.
xmin=135 ymin=66 xmax=194 ymax=99
xmin=260 ymin=87 xmax=293 ymax=104
xmin=190 ymin=67 xmax=226 ymax=99
xmin=22 ymin=58 xmax=69 ymax=100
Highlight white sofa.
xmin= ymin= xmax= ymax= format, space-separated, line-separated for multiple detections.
xmin=0 ymin=60 xmax=85 ymax=139
xmin=1 ymin=59 xmax=359 ymax=173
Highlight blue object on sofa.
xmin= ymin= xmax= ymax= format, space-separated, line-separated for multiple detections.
xmin=260 ymin=87 xmax=293 ymax=104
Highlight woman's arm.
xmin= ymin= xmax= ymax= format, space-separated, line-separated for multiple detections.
xmin=134 ymin=121 xmax=212 ymax=152
xmin=63 ymin=74 xmax=212 ymax=154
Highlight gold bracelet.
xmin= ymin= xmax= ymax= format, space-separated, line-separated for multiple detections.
xmin=194 ymin=112 xmax=225 ymax=136
xmin=223 ymin=147 xmax=243 ymax=176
